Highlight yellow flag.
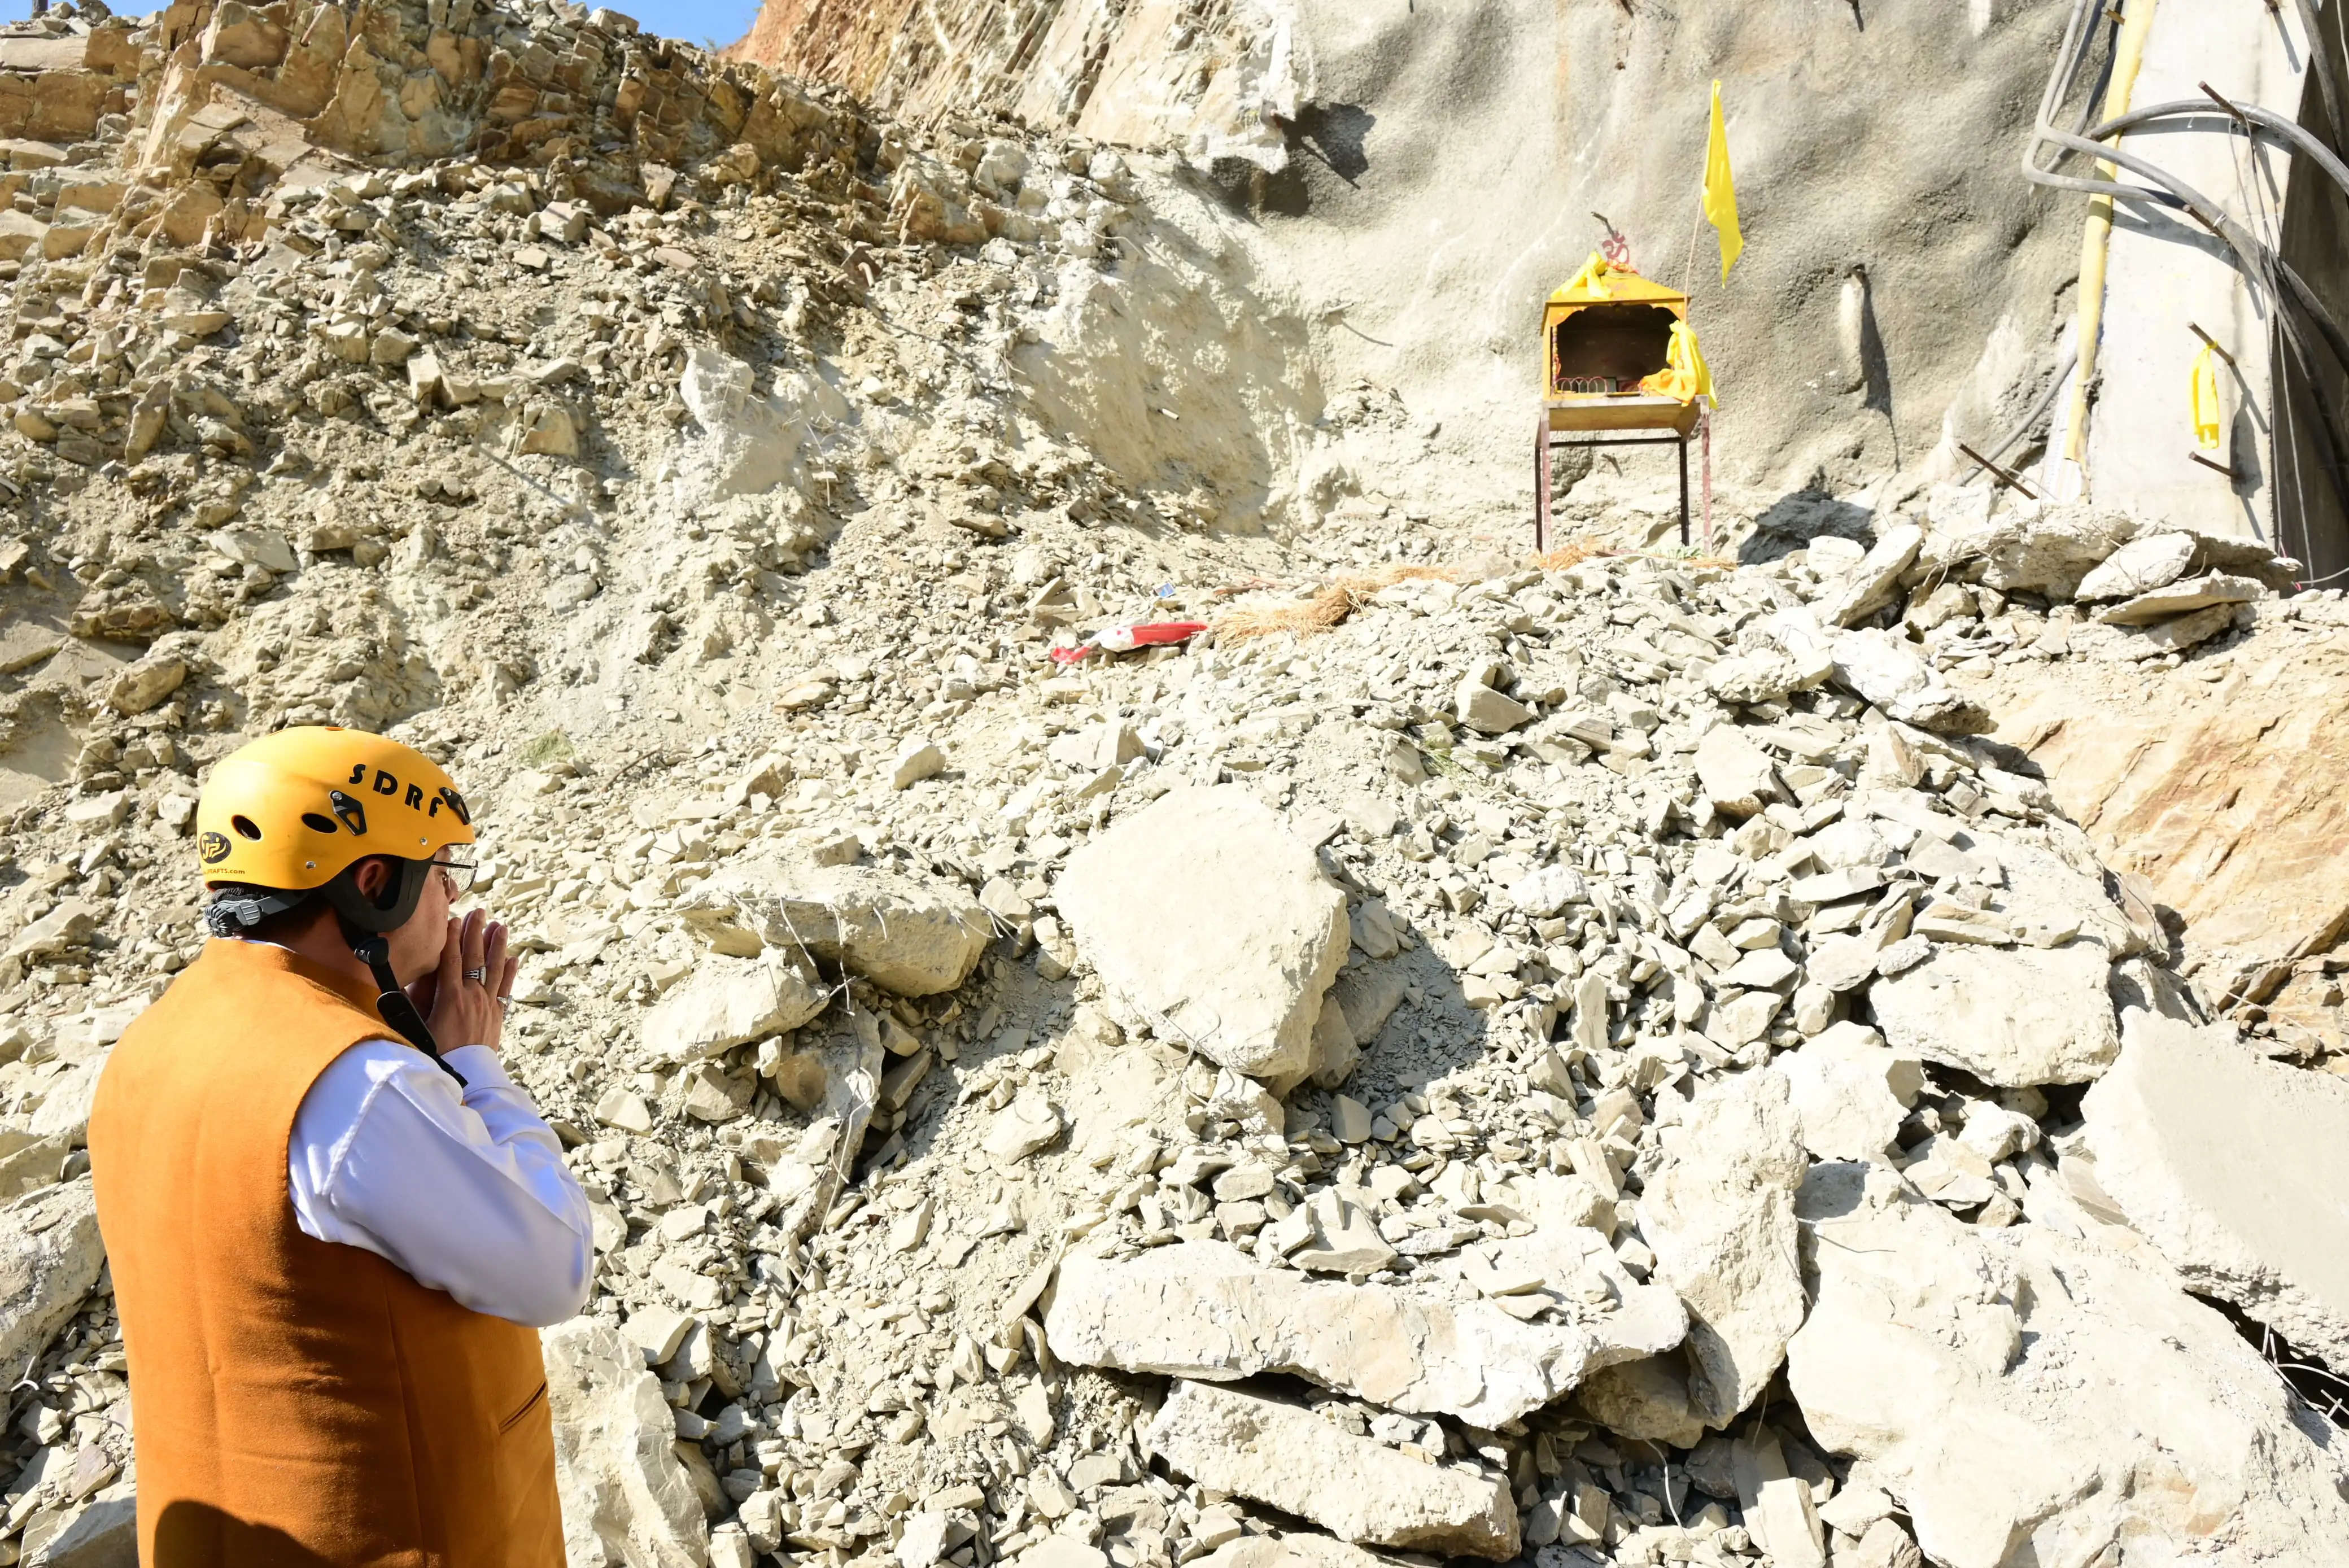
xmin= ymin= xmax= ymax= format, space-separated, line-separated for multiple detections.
xmin=2190 ymin=342 xmax=2223 ymax=450
xmin=1704 ymin=79 xmax=1743 ymax=283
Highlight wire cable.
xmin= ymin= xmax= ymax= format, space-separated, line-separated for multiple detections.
xmin=2021 ymin=0 xmax=2349 ymax=538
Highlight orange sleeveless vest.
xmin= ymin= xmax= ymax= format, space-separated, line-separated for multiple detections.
xmin=88 ymin=939 xmax=564 ymax=1568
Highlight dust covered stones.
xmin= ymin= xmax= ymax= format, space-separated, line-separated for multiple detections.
xmin=1145 ymin=1379 xmax=1521 ymax=1558
xmin=1787 ymin=1162 xmax=2349 ymax=1567
xmin=1870 ymin=943 xmax=2120 ymax=1085
xmin=641 ymin=953 xmax=826 ymax=1063
xmin=542 ymin=1318 xmax=712 ymax=1568
xmin=680 ymin=857 xmax=992 ymax=996
xmin=0 ymin=1181 xmax=103 ymax=1380
xmin=2085 ymin=1010 xmax=2349 ymax=1370
xmin=1056 ymin=787 xmax=1348 ymax=1081
xmin=1577 ymin=1072 xmax=1807 ymax=1442
xmin=1044 ymin=1237 xmax=1684 ymax=1426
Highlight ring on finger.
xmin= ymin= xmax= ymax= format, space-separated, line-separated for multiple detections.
xmin=464 ymin=967 xmax=488 ymax=983
xmin=496 ymin=996 xmax=512 ymax=1013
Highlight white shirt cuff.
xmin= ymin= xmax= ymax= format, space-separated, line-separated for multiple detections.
xmin=443 ymin=1045 xmax=513 ymax=1093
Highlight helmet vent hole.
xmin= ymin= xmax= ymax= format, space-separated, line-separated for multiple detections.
xmin=300 ymin=813 xmax=339 ymax=834
xmin=231 ymin=815 xmax=264 ymax=841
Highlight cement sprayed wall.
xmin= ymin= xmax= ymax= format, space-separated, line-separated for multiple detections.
xmin=735 ymin=0 xmax=2093 ymax=538
xmin=732 ymin=0 xmax=2349 ymax=563
xmin=2078 ymin=4 xmax=2317 ymax=552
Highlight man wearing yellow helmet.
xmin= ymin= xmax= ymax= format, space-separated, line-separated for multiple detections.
xmin=88 ymin=726 xmax=590 ymax=1568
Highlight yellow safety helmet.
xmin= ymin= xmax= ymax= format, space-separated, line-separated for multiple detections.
xmin=198 ymin=727 xmax=475 ymax=936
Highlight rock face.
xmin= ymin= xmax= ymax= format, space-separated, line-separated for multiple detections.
xmin=1144 ymin=1380 xmax=1520 ymax=1559
xmin=0 ymin=1180 xmax=104 ymax=1380
xmin=1607 ymin=1071 xmax=1807 ymax=1432
xmin=2085 ymin=1010 xmax=2349 ymax=1369
xmin=1044 ymin=1236 xmax=1684 ymax=1427
xmin=683 ymin=858 xmax=992 ymax=996
xmin=1788 ymin=1163 xmax=2349 ymax=1568
xmin=543 ymin=1319 xmax=712 ymax=1568
xmin=1998 ymin=668 xmax=2349 ymax=1017
xmin=1869 ymin=943 xmax=2120 ymax=1085
xmin=1055 ymin=788 xmax=1348 ymax=1081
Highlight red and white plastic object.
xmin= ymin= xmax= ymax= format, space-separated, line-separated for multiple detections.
xmin=1049 ymin=621 xmax=1208 ymax=667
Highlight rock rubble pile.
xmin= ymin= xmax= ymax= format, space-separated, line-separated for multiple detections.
xmin=0 ymin=2 xmax=2346 ymax=1567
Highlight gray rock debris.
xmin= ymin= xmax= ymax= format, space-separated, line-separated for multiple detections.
xmin=1189 ymin=1535 xmax=1395 ymax=1568
xmin=2074 ymin=532 xmax=2197 ymax=601
xmin=641 ymin=953 xmax=826 ymax=1064
xmin=1577 ymin=1071 xmax=1806 ymax=1440
xmin=1145 ymin=1379 xmax=1520 ymax=1559
xmin=2097 ymin=572 xmax=2267 ymax=627
xmin=27 ymin=1494 xmax=136 ymax=1567
xmin=1693 ymin=724 xmax=1778 ymax=819
xmin=1787 ymin=1161 xmax=2349 ymax=1568
xmin=1870 ymin=942 xmax=2120 ymax=1085
xmin=1043 ymin=1235 xmax=1684 ymax=1427
xmin=1056 ymin=787 xmax=1348 ymax=1081
xmin=1822 ymin=522 xmax=1923 ymax=628
xmin=680 ymin=858 xmax=991 ymax=996
xmin=0 ymin=1180 xmax=103 ymax=1383
xmin=1777 ymin=1022 xmax=1921 ymax=1163
xmin=2085 ymin=1009 xmax=2349 ymax=1371
xmin=543 ymin=1318 xmax=711 ymax=1568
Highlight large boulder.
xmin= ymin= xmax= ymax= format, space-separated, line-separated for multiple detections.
xmin=1777 ymin=1023 xmax=1922 ymax=1163
xmin=1693 ymin=725 xmax=1779 ymax=819
xmin=2085 ymin=1010 xmax=2349 ymax=1371
xmin=28 ymin=1495 xmax=134 ymax=1567
xmin=1868 ymin=942 xmax=2120 ymax=1085
xmin=1190 ymin=1536 xmax=1394 ymax=1568
xmin=543 ymin=1318 xmax=711 ymax=1568
xmin=1822 ymin=522 xmax=1923 ymax=627
xmin=2075 ymin=532 xmax=2197 ymax=601
xmin=28 ymin=1055 xmax=107 ymax=1148
xmin=641 ymin=954 xmax=826 ymax=1063
xmin=1145 ymin=1380 xmax=1519 ymax=1558
xmin=680 ymin=858 xmax=990 ymax=996
xmin=1044 ymin=1234 xmax=1683 ymax=1427
xmin=1055 ymin=788 xmax=1348 ymax=1081
xmin=0 ymin=1179 xmax=104 ymax=1378
xmin=1916 ymin=503 xmax=2138 ymax=599
xmin=1787 ymin=1163 xmax=2349 ymax=1568
xmin=1578 ymin=1070 xmax=1806 ymax=1438
xmin=1827 ymin=629 xmax=1986 ymax=733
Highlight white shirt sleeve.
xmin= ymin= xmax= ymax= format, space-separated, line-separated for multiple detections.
xmin=289 ymin=1040 xmax=595 ymax=1328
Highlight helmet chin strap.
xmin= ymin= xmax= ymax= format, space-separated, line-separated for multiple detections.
xmin=344 ymin=927 xmax=468 ymax=1088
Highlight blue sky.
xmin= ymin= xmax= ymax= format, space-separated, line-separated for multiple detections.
xmin=599 ymin=1 xmax=765 ymax=49
xmin=0 ymin=0 xmax=766 ymax=49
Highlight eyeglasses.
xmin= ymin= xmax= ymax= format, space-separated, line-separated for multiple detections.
xmin=431 ymin=854 xmax=478 ymax=896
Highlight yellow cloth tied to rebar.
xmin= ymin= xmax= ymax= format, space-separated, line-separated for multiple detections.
xmin=2191 ymin=342 xmax=2223 ymax=451
xmin=1640 ymin=320 xmax=1715 ymax=407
